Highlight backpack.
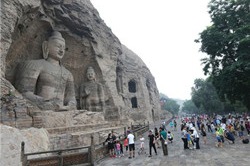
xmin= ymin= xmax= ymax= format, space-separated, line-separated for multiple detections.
xmin=242 ymin=139 xmax=249 ymax=144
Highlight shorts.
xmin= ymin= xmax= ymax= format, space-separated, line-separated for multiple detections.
xmin=108 ymin=143 xmax=114 ymax=150
xmin=140 ymin=142 xmax=144 ymax=148
xmin=216 ymin=136 xmax=222 ymax=142
xmin=129 ymin=144 xmax=135 ymax=151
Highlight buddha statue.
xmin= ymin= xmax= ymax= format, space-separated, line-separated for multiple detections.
xmin=15 ymin=31 xmax=76 ymax=111
xmin=79 ymin=66 xmax=105 ymax=112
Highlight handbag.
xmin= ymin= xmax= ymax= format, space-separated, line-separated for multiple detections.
xmin=161 ymin=135 xmax=168 ymax=145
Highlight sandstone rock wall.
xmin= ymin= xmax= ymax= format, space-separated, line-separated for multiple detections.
xmin=0 ymin=1 xmax=162 ymax=164
xmin=1 ymin=0 xmax=161 ymax=125
xmin=0 ymin=124 xmax=50 ymax=166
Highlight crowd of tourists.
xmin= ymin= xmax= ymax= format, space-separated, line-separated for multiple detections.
xmin=104 ymin=120 xmax=177 ymax=159
xmin=104 ymin=113 xmax=249 ymax=160
xmin=180 ymin=113 xmax=250 ymax=149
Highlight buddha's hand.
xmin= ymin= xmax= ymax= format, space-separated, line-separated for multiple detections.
xmin=84 ymin=87 xmax=91 ymax=95
xmin=53 ymin=100 xmax=76 ymax=111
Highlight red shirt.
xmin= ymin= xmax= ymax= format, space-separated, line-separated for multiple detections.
xmin=124 ymin=138 xmax=128 ymax=146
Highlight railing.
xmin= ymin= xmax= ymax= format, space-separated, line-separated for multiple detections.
xmin=20 ymin=123 xmax=150 ymax=166
xmin=21 ymin=135 xmax=95 ymax=166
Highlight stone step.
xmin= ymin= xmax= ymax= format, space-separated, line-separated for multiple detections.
xmin=48 ymin=125 xmax=126 ymax=150
xmin=46 ymin=122 xmax=118 ymax=135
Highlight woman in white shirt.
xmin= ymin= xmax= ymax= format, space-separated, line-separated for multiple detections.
xmin=190 ymin=127 xmax=200 ymax=149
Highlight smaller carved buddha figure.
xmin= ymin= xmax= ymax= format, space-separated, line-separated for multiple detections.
xmin=79 ymin=66 xmax=105 ymax=112
xmin=15 ymin=31 xmax=76 ymax=111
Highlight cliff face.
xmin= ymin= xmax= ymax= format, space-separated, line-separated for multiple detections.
xmin=0 ymin=0 xmax=161 ymax=126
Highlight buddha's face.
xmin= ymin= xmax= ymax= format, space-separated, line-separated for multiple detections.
xmin=87 ymin=70 xmax=96 ymax=81
xmin=48 ymin=39 xmax=65 ymax=61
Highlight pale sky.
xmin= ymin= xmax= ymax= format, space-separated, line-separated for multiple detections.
xmin=90 ymin=0 xmax=211 ymax=100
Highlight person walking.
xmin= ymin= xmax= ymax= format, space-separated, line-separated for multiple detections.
xmin=190 ymin=127 xmax=200 ymax=149
xmin=115 ymin=140 xmax=121 ymax=158
xmin=181 ymin=126 xmax=188 ymax=150
xmin=154 ymin=127 xmax=160 ymax=148
xmin=127 ymin=131 xmax=135 ymax=159
xmin=201 ymin=123 xmax=207 ymax=144
xmin=123 ymin=136 xmax=129 ymax=155
xmin=174 ymin=120 xmax=177 ymax=131
xmin=148 ymin=130 xmax=157 ymax=157
xmin=105 ymin=133 xmax=115 ymax=158
xmin=159 ymin=127 xmax=168 ymax=155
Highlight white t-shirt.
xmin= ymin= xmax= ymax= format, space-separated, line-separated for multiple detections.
xmin=221 ymin=123 xmax=226 ymax=131
xmin=127 ymin=133 xmax=135 ymax=144
xmin=191 ymin=130 xmax=199 ymax=138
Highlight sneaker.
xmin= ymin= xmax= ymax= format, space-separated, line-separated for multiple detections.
xmin=133 ymin=156 xmax=135 ymax=158
xmin=148 ymin=155 xmax=152 ymax=157
xmin=128 ymin=157 xmax=132 ymax=159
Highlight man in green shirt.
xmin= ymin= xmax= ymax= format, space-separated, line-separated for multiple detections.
xmin=218 ymin=126 xmax=225 ymax=143
xmin=160 ymin=127 xmax=168 ymax=155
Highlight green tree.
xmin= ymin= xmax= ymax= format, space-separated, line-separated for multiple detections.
xmin=196 ymin=0 xmax=250 ymax=110
xmin=181 ymin=100 xmax=199 ymax=114
xmin=191 ymin=78 xmax=224 ymax=114
xmin=162 ymin=98 xmax=180 ymax=115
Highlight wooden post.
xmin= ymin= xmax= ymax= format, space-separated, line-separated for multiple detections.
xmin=124 ymin=127 xmax=126 ymax=136
xmin=21 ymin=141 xmax=27 ymax=166
xmin=58 ymin=151 xmax=63 ymax=166
xmin=90 ymin=135 xmax=95 ymax=166
xmin=131 ymin=122 xmax=133 ymax=130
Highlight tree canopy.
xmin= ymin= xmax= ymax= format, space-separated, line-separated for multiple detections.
xmin=190 ymin=78 xmax=248 ymax=114
xmin=191 ymin=78 xmax=224 ymax=114
xmin=196 ymin=0 xmax=250 ymax=110
xmin=181 ymin=100 xmax=199 ymax=114
xmin=160 ymin=96 xmax=180 ymax=115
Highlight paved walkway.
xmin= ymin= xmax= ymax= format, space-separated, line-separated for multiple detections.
xmin=96 ymin=118 xmax=250 ymax=166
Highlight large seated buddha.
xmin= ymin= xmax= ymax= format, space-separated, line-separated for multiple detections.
xmin=15 ymin=31 xmax=76 ymax=111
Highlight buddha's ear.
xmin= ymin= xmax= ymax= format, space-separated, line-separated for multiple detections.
xmin=42 ymin=41 xmax=49 ymax=59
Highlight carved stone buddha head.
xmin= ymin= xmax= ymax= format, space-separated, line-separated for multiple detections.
xmin=42 ymin=31 xmax=65 ymax=61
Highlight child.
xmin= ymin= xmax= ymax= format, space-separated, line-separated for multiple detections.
xmin=167 ymin=131 xmax=173 ymax=143
xmin=123 ymin=136 xmax=128 ymax=155
xmin=138 ymin=135 xmax=145 ymax=155
xmin=215 ymin=128 xmax=222 ymax=147
xmin=186 ymin=131 xmax=193 ymax=149
xmin=169 ymin=121 xmax=174 ymax=131
xmin=119 ymin=139 xmax=124 ymax=157
xmin=115 ymin=140 xmax=121 ymax=157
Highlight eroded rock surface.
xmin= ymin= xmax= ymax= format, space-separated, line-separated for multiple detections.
xmin=0 ymin=0 xmax=162 ymax=164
